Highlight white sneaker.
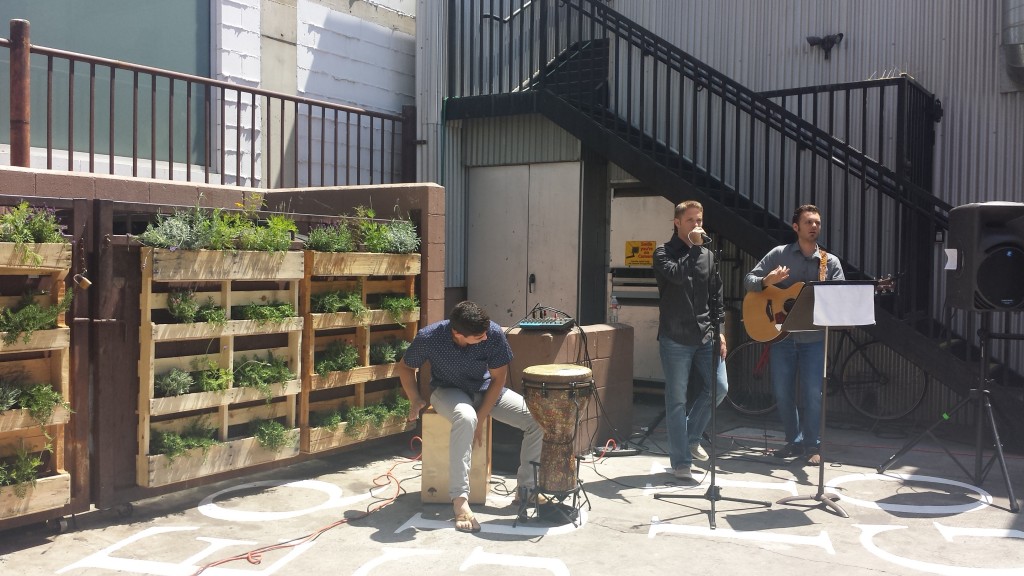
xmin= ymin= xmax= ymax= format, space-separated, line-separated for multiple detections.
xmin=690 ymin=443 xmax=710 ymax=462
xmin=673 ymin=467 xmax=693 ymax=480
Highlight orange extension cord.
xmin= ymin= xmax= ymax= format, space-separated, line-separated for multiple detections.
xmin=190 ymin=434 xmax=423 ymax=576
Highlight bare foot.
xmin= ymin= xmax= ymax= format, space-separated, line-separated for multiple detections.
xmin=453 ymin=496 xmax=480 ymax=532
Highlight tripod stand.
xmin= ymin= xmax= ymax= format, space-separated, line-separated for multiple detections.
xmin=877 ymin=314 xmax=1020 ymax=513
xmin=653 ymin=245 xmax=771 ymax=529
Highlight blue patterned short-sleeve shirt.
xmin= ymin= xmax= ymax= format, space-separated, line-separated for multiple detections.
xmin=402 ymin=320 xmax=514 ymax=396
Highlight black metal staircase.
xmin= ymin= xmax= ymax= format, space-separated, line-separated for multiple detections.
xmin=444 ymin=0 xmax=1024 ymax=445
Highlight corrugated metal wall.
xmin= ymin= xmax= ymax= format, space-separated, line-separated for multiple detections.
xmin=608 ymin=0 xmax=1024 ymax=208
xmin=416 ymin=0 xmax=581 ymax=286
xmin=419 ymin=0 xmax=1024 ymax=286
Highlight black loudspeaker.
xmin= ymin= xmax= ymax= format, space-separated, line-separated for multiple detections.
xmin=946 ymin=202 xmax=1024 ymax=311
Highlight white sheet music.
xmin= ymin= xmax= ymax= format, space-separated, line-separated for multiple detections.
xmin=813 ymin=284 xmax=875 ymax=327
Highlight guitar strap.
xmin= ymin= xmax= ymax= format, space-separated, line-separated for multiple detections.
xmin=818 ymin=249 xmax=827 ymax=281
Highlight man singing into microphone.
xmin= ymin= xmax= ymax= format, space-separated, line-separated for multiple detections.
xmin=653 ymin=200 xmax=728 ymax=481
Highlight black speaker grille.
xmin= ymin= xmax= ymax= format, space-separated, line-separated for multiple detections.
xmin=976 ymin=246 xmax=1024 ymax=310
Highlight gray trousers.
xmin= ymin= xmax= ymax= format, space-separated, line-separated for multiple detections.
xmin=429 ymin=386 xmax=544 ymax=501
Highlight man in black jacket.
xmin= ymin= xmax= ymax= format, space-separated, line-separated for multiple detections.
xmin=653 ymin=200 xmax=729 ymax=481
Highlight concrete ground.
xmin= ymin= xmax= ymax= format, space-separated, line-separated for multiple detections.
xmin=2 ymin=396 xmax=1023 ymax=576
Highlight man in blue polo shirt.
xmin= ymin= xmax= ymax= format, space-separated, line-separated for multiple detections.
xmin=398 ymin=301 xmax=544 ymax=533
xmin=744 ymin=204 xmax=845 ymax=465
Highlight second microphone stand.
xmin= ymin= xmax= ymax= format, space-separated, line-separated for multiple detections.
xmin=653 ymin=244 xmax=771 ymax=529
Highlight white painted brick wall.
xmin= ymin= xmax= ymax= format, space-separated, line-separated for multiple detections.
xmin=214 ymin=0 xmax=263 ymax=186
xmin=296 ymin=0 xmax=414 ymax=185
xmin=298 ymin=0 xmax=414 ymax=114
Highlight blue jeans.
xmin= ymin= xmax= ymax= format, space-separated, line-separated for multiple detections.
xmin=769 ymin=337 xmax=825 ymax=449
xmin=659 ymin=337 xmax=728 ymax=470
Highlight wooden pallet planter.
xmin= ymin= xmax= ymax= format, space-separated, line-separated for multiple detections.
xmin=308 ymin=418 xmax=415 ymax=453
xmin=310 ymin=364 xmax=400 ymax=392
xmin=301 ymin=251 xmax=421 ymax=454
xmin=139 ymin=432 xmax=300 ymax=488
xmin=149 ymin=379 xmax=301 ymax=417
xmin=0 ymin=473 xmax=72 ymax=520
xmin=0 ymin=405 xmax=72 ymax=433
xmin=0 ymin=242 xmax=73 ymax=272
xmin=0 ymin=242 xmax=72 ymax=525
xmin=138 ymin=247 xmax=305 ymax=487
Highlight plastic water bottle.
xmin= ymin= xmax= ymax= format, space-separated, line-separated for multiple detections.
xmin=609 ymin=295 xmax=620 ymax=323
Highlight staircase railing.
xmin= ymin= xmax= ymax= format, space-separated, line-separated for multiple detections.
xmin=447 ymin=0 xmax=951 ymax=320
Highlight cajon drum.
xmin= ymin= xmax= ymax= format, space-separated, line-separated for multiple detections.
xmin=421 ymin=409 xmax=492 ymax=504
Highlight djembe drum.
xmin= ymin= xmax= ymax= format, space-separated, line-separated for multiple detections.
xmin=522 ymin=363 xmax=594 ymax=494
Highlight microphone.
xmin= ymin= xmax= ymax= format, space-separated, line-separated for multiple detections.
xmin=699 ymin=233 xmax=713 ymax=245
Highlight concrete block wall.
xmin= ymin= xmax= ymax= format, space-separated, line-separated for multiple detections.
xmin=504 ymin=324 xmax=635 ymax=461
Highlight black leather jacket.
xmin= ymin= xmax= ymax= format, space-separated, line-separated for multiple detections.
xmin=653 ymin=233 xmax=724 ymax=346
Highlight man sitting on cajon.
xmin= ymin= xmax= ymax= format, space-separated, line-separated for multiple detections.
xmin=398 ymin=300 xmax=544 ymax=533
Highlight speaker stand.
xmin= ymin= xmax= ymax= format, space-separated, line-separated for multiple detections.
xmin=877 ymin=316 xmax=1019 ymax=513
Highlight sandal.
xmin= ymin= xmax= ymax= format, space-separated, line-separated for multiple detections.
xmin=805 ymin=452 xmax=822 ymax=466
xmin=454 ymin=512 xmax=481 ymax=533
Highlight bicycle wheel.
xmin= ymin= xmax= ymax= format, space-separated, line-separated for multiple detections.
xmin=724 ymin=340 xmax=776 ymax=415
xmin=839 ymin=341 xmax=928 ymax=421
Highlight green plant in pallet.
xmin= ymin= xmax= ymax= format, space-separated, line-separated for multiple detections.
xmin=0 ymin=445 xmax=46 ymax=497
xmin=341 ymin=393 xmax=410 ymax=436
xmin=0 ymin=291 xmax=73 ymax=345
xmin=370 ymin=339 xmax=411 ymax=365
xmin=310 ymin=290 xmax=368 ymax=320
xmin=251 ymin=419 xmax=294 ymax=451
xmin=136 ymin=194 xmax=296 ymax=252
xmin=166 ymin=290 xmax=228 ymax=325
xmin=232 ymin=302 xmax=296 ymax=325
xmin=0 ymin=373 xmax=72 ymax=433
xmin=352 ymin=206 xmax=391 ymax=253
xmin=190 ymin=357 xmax=231 ymax=392
xmin=234 ymin=351 xmax=295 ymax=402
xmin=309 ymin=408 xmax=345 ymax=432
xmin=19 ymin=383 xmax=71 ymax=426
xmin=0 ymin=202 xmax=68 ymax=265
xmin=304 ymin=222 xmax=354 ymax=253
xmin=0 ymin=376 xmax=22 ymax=412
xmin=343 ymin=405 xmax=371 ymax=436
xmin=387 ymin=393 xmax=411 ymax=421
xmin=314 ymin=341 xmax=360 ymax=376
xmin=378 ymin=295 xmax=419 ymax=326
xmin=383 ymin=216 xmax=420 ymax=254
xmin=154 ymin=368 xmax=195 ymax=398
xmin=152 ymin=420 xmax=219 ymax=462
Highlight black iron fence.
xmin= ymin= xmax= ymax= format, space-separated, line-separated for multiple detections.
xmin=2 ymin=20 xmax=412 ymax=188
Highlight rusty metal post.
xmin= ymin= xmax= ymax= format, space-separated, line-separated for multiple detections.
xmin=400 ymin=105 xmax=417 ymax=183
xmin=10 ymin=19 xmax=31 ymax=167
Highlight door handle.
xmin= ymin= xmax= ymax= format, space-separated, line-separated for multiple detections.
xmin=529 ymin=273 xmax=536 ymax=294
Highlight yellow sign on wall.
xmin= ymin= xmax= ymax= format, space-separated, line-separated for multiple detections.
xmin=625 ymin=240 xmax=656 ymax=266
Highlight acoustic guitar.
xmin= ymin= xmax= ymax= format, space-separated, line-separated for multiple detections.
xmin=742 ymin=283 xmax=805 ymax=343
xmin=742 ymin=277 xmax=895 ymax=343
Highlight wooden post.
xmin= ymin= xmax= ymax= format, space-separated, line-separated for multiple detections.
xmin=10 ymin=19 xmax=31 ymax=167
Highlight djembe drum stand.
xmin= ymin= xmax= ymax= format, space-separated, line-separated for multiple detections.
xmin=515 ymin=363 xmax=594 ymax=527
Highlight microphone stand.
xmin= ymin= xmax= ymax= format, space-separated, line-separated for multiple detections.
xmin=654 ymin=243 xmax=771 ymax=529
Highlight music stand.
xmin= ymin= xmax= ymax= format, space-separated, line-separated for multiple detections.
xmin=775 ymin=281 xmax=876 ymax=518
xmin=653 ymin=246 xmax=772 ymax=529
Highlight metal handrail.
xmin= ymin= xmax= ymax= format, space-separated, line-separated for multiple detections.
xmin=2 ymin=30 xmax=408 ymax=188
xmin=448 ymin=0 xmax=949 ymax=320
